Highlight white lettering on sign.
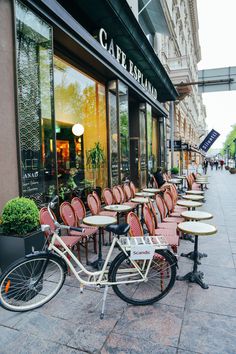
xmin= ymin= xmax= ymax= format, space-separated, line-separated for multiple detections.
xmin=130 ymin=244 xmax=155 ymax=260
xmin=98 ymin=28 xmax=158 ymax=100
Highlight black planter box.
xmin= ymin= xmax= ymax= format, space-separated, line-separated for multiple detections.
xmin=0 ymin=229 xmax=45 ymax=271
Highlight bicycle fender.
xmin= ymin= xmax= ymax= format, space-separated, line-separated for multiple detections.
xmin=25 ymin=251 xmax=68 ymax=273
xmin=164 ymin=249 xmax=179 ymax=268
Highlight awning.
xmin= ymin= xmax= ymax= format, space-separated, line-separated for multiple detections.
xmin=56 ymin=0 xmax=178 ymax=102
xmin=138 ymin=0 xmax=171 ymax=36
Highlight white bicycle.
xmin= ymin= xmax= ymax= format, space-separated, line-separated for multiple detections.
xmin=0 ymin=196 xmax=177 ymax=318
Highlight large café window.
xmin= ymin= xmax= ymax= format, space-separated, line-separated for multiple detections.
xmin=54 ymin=57 xmax=108 ymax=200
xmin=15 ymin=0 xmax=56 ymax=205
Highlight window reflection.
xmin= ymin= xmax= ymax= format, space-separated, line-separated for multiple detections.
xmin=54 ymin=57 xmax=107 ymax=201
xmin=16 ymin=0 xmax=55 ymax=205
xmin=118 ymin=82 xmax=130 ymax=182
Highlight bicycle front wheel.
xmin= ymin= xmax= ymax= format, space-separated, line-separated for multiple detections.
xmin=0 ymin=254 xmax=66 ymax=312
xmin=109 ymin=250 xmax=177 ymax=305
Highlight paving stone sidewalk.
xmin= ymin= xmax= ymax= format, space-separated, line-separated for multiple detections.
xmin=0 ymin=169 xmax=236 ymax=354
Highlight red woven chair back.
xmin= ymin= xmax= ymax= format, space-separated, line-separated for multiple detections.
xmin=169 ymin=185 xmax=178 ymax=204
xmin=60 ymin=202 xmax=77 ymax=227
xmin=39 ymin=207 xmax=57 ymax=234
xmin=112 ymin=186 xmax=122 ymax=204
xmin=186 ymin=176 xmax=193 ymax=190
xmin=155 ymin=194 xmax=166 ymax=221
xmin=152 ymin=176 xmax=159 ymax=188
xmin=163 ymin=172 xmax=170 ymax=181
xmin=92 ymin=191 xmax=101 ymax=211
xmin=117 ymin=185 xmax=126 ymax=203
xmin=163 ymin=191 xmax=174 ymax=214
xmin=71 ymin=197 xmax=86 ymax=223
xmin=87 ymin=194 xmax=99 ymax=215
xmin=150 ymin=201 xmax=159 ymax=228
xmin=123 ymin=183 xmax=132 ymax=201
xmin=143 ymin=204 xmax=155 ymax=235
xmin=102 ymin=188 xmax=114 ymax=205
xmin=130 ymin=181 xmax=136 ymax=198
xmin=127 ymin=211 xmax=144 ymax=237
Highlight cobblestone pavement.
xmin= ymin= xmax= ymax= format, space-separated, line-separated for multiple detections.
xmin=0 ymin=169 xmax=236 ymax=353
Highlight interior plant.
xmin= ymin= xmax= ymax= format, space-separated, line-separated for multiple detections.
xmin=86 ymin=142 xmax=105 ymax=187
xmin=171 ymin=166 xmax=179 ymax=175
xmin=0 ymin=197 xmax=44 ymax=270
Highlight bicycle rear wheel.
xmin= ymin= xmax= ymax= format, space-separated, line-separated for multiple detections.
xmin=0 ymin=253 xmax=66 ymax=312
xmin=109 ymin=250 xmax=177 ymax=305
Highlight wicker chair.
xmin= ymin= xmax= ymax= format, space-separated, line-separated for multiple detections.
xmin=60 ymin=201 xmax=97 ymax=264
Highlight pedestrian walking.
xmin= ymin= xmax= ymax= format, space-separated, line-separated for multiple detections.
xmin=210 ymin=160 xmax=214 ymax=170
xmin=220 ymin=160 xmax=224 ymax=170
xmin=203 ymin=159 xmax=208 ymax=174
xmin=214 ymin=160 xmax=219 ymax=170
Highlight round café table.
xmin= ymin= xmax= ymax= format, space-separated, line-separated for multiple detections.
xmin=180 ymin=211 xmax=213 ymax=262
xmin=131 ymin=197 xmax=150 ymax=227
xmin=83 ymin=215 xmax=117 ymax=270
xmin=176 ymin=200 xmax=203 ymax=210
xmin=182 ymin=195 xmax=205 ymax=202
xmin=181 ymin=210 xmax=213 ymax=221
xmin=177 ymin=221 xmax=217 ymax=289
xmin=186 ymin=190 xmax=204 ymax=195
xmin=143 ymin=188 xmax=161 ymax=193
xmin=169 ymin=178 xmax=181 ymax=184
xmin=104 ymin=204 xmax=132 ymax=224
xmin=135 ymin=192 xmax=155 ymax=197
xmin=176 ymin=176 xmax=187 ymax=191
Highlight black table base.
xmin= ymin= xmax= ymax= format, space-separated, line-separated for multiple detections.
xmin=182 ymin=234 xmax=195 ymax=243
xmin=90 ymin=226 xmax=104 ymax=270
xmin=176 ymin=270 xmax=208 ymax=289
xmin=181 ymin=250 xmax=207 ymax=264
xmin=177 ymin=235 xmax=209 ymax=289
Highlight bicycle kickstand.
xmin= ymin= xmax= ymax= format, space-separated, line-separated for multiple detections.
xmin=100 ymin=285 xmax=109 ymax=320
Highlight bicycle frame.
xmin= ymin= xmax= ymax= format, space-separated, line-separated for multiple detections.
xmin=48 ymin=230 xmax=152 ymax=287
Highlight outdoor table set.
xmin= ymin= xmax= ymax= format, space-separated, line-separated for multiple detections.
xmin=176 ymin=180 xmax=217 ymax=289
xmin=83 ymin=215 xmax=117 ymax=270
xmin=104 ymin=204 xmax=132 ymax=224
xmin=131 ymin=197 xmax=150 ymax=227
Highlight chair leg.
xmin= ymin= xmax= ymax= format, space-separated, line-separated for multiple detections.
xmin=77 ymin=242 xmax=81 ymax=262
xmin=67 ymin=251 xmax=71 ymax=276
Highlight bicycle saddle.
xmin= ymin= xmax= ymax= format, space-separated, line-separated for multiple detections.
xmin=105 ymin=223 xmax=130 ymax=235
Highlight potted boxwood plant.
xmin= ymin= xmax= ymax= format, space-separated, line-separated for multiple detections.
xmin=0 ymin=197 xmax=45 ymax=271
xmin=171 ymin=166 xmax=179 ymax=177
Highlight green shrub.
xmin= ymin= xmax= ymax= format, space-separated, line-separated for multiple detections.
xmin=171 ymin=167 xmax=179 ymax=175
xmin=1 ymin=197 xmax=39 ymax=235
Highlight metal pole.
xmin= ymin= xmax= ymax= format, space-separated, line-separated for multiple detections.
xmin=234 ymin=139 xmax=236 ymax=168
xmin=169 ymin=101 xmax=174 ymax=169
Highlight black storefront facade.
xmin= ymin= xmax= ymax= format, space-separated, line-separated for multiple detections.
xmin=0 ymin=0 xmax=177 ymax=209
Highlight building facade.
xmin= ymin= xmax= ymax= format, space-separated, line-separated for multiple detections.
xmin=0 ymin=0 xmax=178 ymax=210
xmin=128 ymin=0 xmax=207 ymax=172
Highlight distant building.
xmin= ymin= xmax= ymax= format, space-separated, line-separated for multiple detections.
xmin=127 ymin=0 xmax=207 ymax=172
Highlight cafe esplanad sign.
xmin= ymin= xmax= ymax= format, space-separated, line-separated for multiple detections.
xmin=98 ymin=28 xmax=158 ymax=100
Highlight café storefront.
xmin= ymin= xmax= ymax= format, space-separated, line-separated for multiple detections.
xmin=0 ymin=0 xmax=177 ymax=208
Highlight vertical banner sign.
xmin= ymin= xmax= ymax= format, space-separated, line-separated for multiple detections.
xmin=199 ymin=129 xmax=220 ymax=152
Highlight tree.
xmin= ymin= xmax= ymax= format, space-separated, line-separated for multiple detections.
xmin=222 ymin=124 xmax=236 ymax=158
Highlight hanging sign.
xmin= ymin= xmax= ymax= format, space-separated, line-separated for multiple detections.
xmin=97 ymin=28 xmax=158 ymax=100
xmin=199 ymin=129 xmax=220 ymax=152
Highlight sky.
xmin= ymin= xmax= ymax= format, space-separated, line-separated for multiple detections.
xmin=197 ymin=0 xmax=236 ymax=149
